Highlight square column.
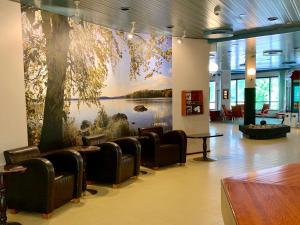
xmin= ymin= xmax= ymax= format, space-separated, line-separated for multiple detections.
xmin=244 ymin=38 xmax=256 ymax=125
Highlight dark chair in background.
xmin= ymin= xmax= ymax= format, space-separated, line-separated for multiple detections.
xmin=3 ymin=146 xmax=83 ymax=217
xmin=232 ymin=105 xmax=243 ymax=119
xmin=137 ymin=126 xmax=187 ymax=169
xmin=82 ymin=135 xmax=141 ymax=187
xmin=222 ymin=104 xmax=233 ymax=120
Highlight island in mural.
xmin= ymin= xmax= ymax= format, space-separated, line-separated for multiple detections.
xmin=22 ymin=6 xmax=172 ymax=151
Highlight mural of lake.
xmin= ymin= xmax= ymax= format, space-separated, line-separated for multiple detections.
xmin=69 ymin=98 xmax=172 ymax=131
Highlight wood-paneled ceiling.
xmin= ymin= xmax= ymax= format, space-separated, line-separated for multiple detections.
xmin=14 ymin=0 xmax=300 ymax=40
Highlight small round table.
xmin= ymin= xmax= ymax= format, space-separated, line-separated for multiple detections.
xmin=67 ymin=146 xmax=100 ymax=195
xmin=0 ymin=165 xmax=26 ymax=225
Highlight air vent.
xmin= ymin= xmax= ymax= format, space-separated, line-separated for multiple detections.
xmin=203 ymin=28 xmax=234 ymax=39
xmin=263 ymin=50 xmax=282 ymax=56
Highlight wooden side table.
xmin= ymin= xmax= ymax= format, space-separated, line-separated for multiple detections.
xmin=66 ymin=146 xmax=100 ymax=195
xmin=187 ymin=133 xmax=223 ymax=161
xmin=0 ymin=165 xmax=26 ymax=225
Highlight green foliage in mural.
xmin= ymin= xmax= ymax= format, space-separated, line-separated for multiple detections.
xmin=22 ymin=6 xmax=171 ymax=148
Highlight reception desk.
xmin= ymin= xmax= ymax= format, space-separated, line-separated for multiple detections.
xmin=221 ymin=163 xmax=300 ymax=225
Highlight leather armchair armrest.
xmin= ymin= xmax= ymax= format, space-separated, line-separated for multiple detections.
xmin=6 ymin=158 xmax=55 ymax=213
xmin=113 ymin=137 xmax=141 ymax=175
xmin=163 ymin=130 xmax=187 ymax=163
xmin=97 ymin=142 xmax=122 ymax=183
xmin=139 ymin=131 xmax=160 ymax=166
xmin=43 ymin=150 xmax=84 ymax=198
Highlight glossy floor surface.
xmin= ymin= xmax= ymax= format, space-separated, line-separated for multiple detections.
xmin=8 ymin=123 xmax=300 ymax=225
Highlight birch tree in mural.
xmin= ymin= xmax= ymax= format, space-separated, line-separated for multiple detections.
xmin=22 ymin=7 xmax=172 ymax=151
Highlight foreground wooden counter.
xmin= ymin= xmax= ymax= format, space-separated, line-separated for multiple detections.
xmin=221 ymin=163 xmax=300 ymax=225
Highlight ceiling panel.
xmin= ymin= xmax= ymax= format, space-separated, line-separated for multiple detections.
xmin=13 ymin=0 xmax=300 ymax=39
xmin=211 ymin=31 xmax=300 ymax=73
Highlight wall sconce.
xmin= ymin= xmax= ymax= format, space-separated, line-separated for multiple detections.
xmin=209 ymin=62 xmax=218 ymax=73
xmin=247 ymin=68 xmax=256 ymax=80
xmin=127 ymin=21 xmax=136 ymax=39
xmin=177 ymin=30 xmax=186 ymax=44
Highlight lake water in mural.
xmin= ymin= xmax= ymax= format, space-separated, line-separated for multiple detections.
xmin=69 ymin=98 xmax=172 ymax=130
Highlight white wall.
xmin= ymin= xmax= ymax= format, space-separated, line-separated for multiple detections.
xmin=0 ymin=1 xmax=28 ymax=165
xmin=172 ymin=38 xmax=210 ymax=153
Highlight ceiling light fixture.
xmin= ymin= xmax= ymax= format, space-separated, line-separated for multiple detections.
xmin=209 ymin=62 xmax=219 ymax=73
xmin=237 ymin=14 xmax=247 ymax=23
xmin=268 ymin=16 xmax=278 ymax=22
xmin=177 ymin=30 xmax=186 ymax=44
xmin=73 ymin=0 xmax=81 ymax=24
xmin=247 ymin=68 xmax=256 ymax=80
xmin=263 ymin=50 xmax=283 ymax=56
xmin=127 ymin=21 xmax=136 ymax=39
xmin=120 ymin=6 xmax=130 ymax=11
xmin=203 ymin=28 xmax=234 ymax=39
xmin=166 ymin=25 xmax=174 ymax=29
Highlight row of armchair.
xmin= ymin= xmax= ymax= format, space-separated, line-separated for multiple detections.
xmin=3 ymin=126 xmax=187 ymax=216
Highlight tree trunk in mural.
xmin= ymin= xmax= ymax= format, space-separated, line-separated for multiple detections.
xmin=39 ymin=13 xmax=70 ymax=151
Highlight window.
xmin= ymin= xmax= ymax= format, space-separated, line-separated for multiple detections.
xmin=230 ymin=80 xmax=236 ymax=106
xmin=209 ymin=81 xmax=216 ymax=110
xmin=230 ymin=77 xmax=279 ymax=110
xmin=231 ymin=79 xmax=245 ymax=106
xmin=256 ymin=77 xmax=279 ymax=110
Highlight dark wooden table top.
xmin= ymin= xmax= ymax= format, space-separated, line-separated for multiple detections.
xmin=222 ymin=163 xmax=300 ymax=225
xmin=187 ymin=133 xmax=223 ymax=139
xmin=0 ymin=165 xmax=26 ymax=175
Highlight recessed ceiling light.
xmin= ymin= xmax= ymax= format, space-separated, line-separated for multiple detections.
xmin=166 ymin=25 xmax=174 ymax=29
xmin=268 ymin=16 xmax=278 ymax=21
xmin=209 ymin=53 xmax=215 ymax=58
xmin=239 ymin=14 xmax=247 ymax=18
xmin=282 ymin=61 xmax=296 ymax=65
xmin=263 ymin=50 xmax=282 ymax=56
xmin=120 ymin=6 xmax=130 ymax=11
xmin=203 ymin=28 xmax=234 ymax=39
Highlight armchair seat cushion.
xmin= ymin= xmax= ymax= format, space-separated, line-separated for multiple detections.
xmin=120 ymin=154 xmax=135 ymax=182
xmin=159 ymin=144 xmax=180 ymax=166
xmin=53 ymin=173 xmax=74 ymax=209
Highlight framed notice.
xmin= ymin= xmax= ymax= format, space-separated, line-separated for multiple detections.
xmin=182 ymin=90 xmax=203 ymax=116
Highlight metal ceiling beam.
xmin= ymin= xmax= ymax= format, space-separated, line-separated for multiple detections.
xmin=208 ymin=23 xmax=300 ymax=43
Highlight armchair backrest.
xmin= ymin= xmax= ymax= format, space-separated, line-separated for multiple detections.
xmin=138 ymin=126 xmax=164 ymax=141
xmin=222 ymin=104 xmax=231 ymax=116
xmin=4 ymin=146 xmax=40 ymax=165
xmin=82 ymin=134 xmax=107 ymax=146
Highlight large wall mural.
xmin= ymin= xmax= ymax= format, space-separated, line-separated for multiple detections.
xmin=22 ymin=7 xmax=172 ymax=150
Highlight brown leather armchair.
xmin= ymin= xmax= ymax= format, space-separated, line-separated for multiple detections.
xmin=138 ymin=126 xmax=187 ymax=168
xmin=4 ymin=146 xmax=83 ymax=215
xmin=82 ymin=135 xmax=141 ymax=186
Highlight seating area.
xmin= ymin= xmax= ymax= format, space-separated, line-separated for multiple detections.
xmin=1 ymin=126 xmax=187 ymax=219
xmin=2 ymin=0 xmax=300 ymax=225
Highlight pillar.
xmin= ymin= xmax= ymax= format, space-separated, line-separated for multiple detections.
xmin=217 ymin=42 xmax=231 ymax=109
xmin=244 ymin=38 xmax=256 ymax=125
xmin=279 ymin=71 xmax=286 ymax=112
